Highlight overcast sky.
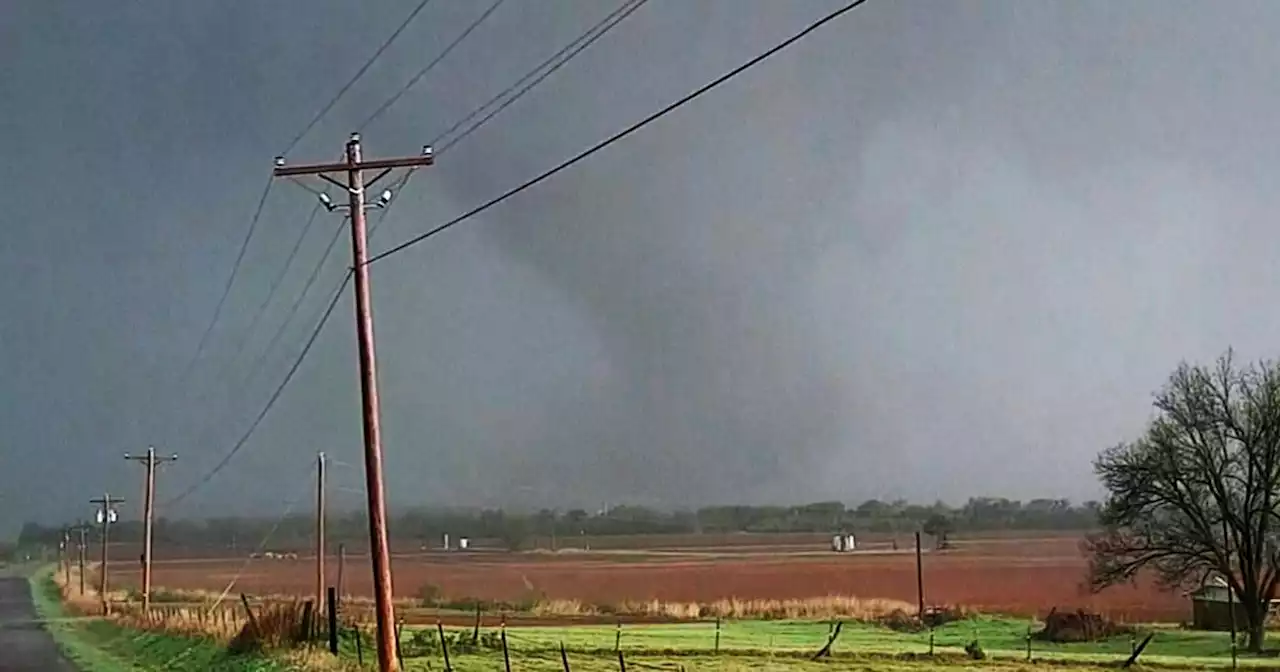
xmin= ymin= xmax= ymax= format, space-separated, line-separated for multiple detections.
xmin=3 ymin=0 xmax=1279 ymax=536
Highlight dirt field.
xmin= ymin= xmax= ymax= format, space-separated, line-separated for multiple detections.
xmin=107 ymin=533 xmax=1188 ymax=623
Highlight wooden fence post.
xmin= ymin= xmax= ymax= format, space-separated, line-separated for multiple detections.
xmin=327 ymin=588 xmax=338 ymax=655
xmin=239 ymin=594 xmax=259 ymax=640
xmin=438 ymin=621 xmax=453 ymax=672
xmin=395 ymin=618 xmax=404 ymax=668
xmin=501 ymin=619 xmax=511 ymax=672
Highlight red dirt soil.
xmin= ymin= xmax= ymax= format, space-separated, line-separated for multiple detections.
xmin=111 ymin=535 xmax=1186 ymax=623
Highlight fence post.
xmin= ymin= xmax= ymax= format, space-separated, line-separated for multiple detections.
xmin=1026 ymin=624 xmax=1032 ymax=661
xmin=560 ymin=641 xmax=571 ymax=672
xmin=395 ymin=618 xmax=404 ymax=669
xmin=239 ymin=594 xmax=259 ymax=640
xmin=715 ymin=617 xmax=721 ymax=653
xmin=354 ymin=624 xmax=363 ymax=665
xmin=327 ymin=588 xmax=338 ymax=655
xmin=300 ymin=600 xmax=314 ymax=643
xmin=615 ymin=621 xmax=622 ymax=652
xmin=501 ymin=619 xmax=511 ymax=672
xmin=438 ymin=621 xmax=453 ymax=672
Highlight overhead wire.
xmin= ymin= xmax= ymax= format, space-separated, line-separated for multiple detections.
xmin=225 ymin=203 xmax=325 ymax=369
xmin=434 ymin=0 xmax=649 ymax=155
xmin=181 ymin=163 xmax=415 ymax=495
xmin=159 ymin=177 xmax=275 ymax=447
xmin=175 ymin=178 xmax=274 ymax=389
xmin=201 ymin=463 xmax=316 ymax=615
xmin=358 ymin=0 xmax=643 ymax=245
xmin=367 ymin=168 xmax=418 ymax=241
xmin=359 ymin=0 xmax=509 ymax=131
xmin=240 ymin=216 xmax=349 ymax=393
xmin=165 ymin=270 xmax=354 ymax=508
xmin=241 ymin=164 xmax=408 ymax=396
xmin=280 ymin=0 xmax=435 ymax=156
xmin=159 ymin=0 xmax=439 ymax=493
xmin=368 ymin=0 xmax=873 ymax=265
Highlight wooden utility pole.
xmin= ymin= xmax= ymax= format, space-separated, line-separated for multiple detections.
xmin=90 ymin=494 xmax=124 ymax=613
xmin=125 ymin=447 xmax=177 ymax=614
xmin=316 ymin=451 xmax=326 ymax=615
xmin=60 ymin=528 xmax=71 ymax=586
xmin=915 ymin=531 xmax=924 ymax=620
xmin=337 ymin=543 xmax=346 ymax=601
xmin=274 ymin=133 xmax=434 ymax=672
xmin=74 ymin=523 xmax=89 ymax=596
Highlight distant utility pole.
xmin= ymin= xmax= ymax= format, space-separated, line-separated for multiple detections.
xmin=60 ymin=527 xmax=70 ymax=586
xmin=316 ymin=451 xmax=326 ymax=615
xmin=76 ymin=522 xmax=88 ymax=593
xmin=90 ymin=493 xmax=123 ymax=613
xmin=125 ymin=447 xmax=177 ymax=614
xmin=274 ymin=133 xmax=434 ymax=672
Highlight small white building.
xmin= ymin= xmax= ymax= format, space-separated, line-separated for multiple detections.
xmin=831 ymin=534 xmax=857 ymax=552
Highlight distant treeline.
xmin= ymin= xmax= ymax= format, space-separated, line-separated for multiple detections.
xmin=14 ymin=497 xmax=1098 ymax=551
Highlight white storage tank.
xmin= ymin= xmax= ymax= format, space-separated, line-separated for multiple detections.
xmin=845 ymin=534 xmax=856 ymax=551
xmin=831 ymin=535 xmax=844 ymax=552
xmin=459 ymin=537 xmax=470 ymax=550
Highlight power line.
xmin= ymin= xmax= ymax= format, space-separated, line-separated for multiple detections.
xmin=166 ymin=270 xmax=353 ymax=508
xmin=368 ymin=167 xmax=418 ymax=241
xmin=434 ymin=0 xmax=648 ymax=155
xmin=176 ymin=177 xmax=274 ymax=388
xmin=177 ymin=215 xmax=348 ymax=466
xmin=202 ymin=463 xmax=315 ymax=614
xmin=281 ymin=0 xmax=435 ymax=156
xmin=240 ymin=173 xmax=408 ymax=398
xmin=369 ymin=0 xmax=873 ymax=265
xmin=241 ymin=217 xmax=349 ymax=393
xmin=359 ymin=0 xmax=508 ymax=131
xmin=428 ymin=0 xmax=645 ymax=149
xmin=226 ymin=203 xmax=325 ymax=369
xmin=240 ymin=167 xmax=403 ymax=397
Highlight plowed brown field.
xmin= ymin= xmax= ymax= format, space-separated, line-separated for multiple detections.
xmin=114 ymin=534 xmax=1187 ymax=623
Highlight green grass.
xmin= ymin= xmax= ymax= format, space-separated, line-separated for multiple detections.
xmin=397 ymin=617 xmax=1280 ymax=670
xmin=27 ymin=562 xmax=1280 ymax=671
xmin=28 ymin=567 xmax=292 ymax=671
xmin=396 ymin=652 xmax=1125 ymax=671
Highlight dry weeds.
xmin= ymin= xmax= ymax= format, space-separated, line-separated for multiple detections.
xmin=531 ymin=595 xmax=918 ymax=621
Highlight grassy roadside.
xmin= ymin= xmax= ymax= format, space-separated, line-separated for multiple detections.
xmin=28 ymin=567 xmax=294 ymax=671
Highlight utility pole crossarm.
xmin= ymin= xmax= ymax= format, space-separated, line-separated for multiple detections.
xmin=125 ymin=447 xmax=177 ymax=615
xmin=272 ymin=151 xmax=434 ymax=177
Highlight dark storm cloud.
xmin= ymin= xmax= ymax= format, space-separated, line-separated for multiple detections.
xmin=5 ymin=1 xmax=1280 ymax=534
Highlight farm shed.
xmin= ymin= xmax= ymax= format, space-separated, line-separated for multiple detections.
xmin=1189 ymin=581 xmax=1278 ymax=631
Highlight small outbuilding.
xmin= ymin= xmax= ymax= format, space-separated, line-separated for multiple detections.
xmin=1189 ymin=578 xmax=1277 ymax=631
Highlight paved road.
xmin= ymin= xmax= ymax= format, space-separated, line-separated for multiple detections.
xmin=0 ymin=578 xmax=76 ymax=671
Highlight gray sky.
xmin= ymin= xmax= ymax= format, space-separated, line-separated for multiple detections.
xmin=3 ymin=0 xmax=1278 ymax=535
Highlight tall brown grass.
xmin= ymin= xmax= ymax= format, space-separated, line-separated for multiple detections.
xmin=531 ymin=595 xmax=918 ymax=621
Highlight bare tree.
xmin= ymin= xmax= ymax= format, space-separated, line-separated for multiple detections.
xmin=1087 ymin=350 xmax=1280 ymax=652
